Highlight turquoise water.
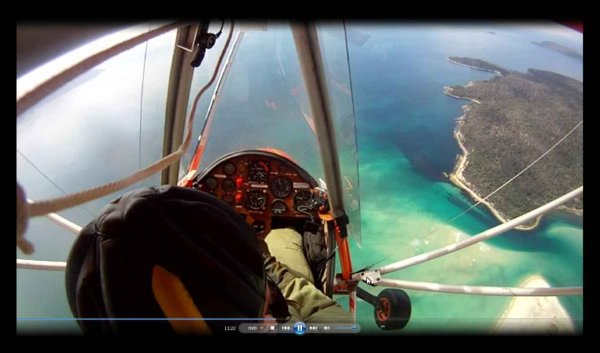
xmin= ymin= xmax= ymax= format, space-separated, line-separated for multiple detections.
xmin=341 ymin=23 xmax=583 ymax=333
xmin=16 ymin=23 xmax=582 ymax=334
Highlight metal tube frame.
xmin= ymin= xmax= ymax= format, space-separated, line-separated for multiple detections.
xmin=183 ymin=31 xmax=245 ymax=178
xmin=377 ymin=278 xmax=582 ymax=296
xmin=354 ymin=186 xmax=583 ymax=297
xmin=291 ymin=22 xmax=347 ymax=223
xmin=291 ymin=21 xmax=356 ymax=317
xmin=17 ymin=21 xmax=583 ymax=303
xmin=18 ymin=22 xmax=186 ymax=118
xmin=161 ymin=24 xmax=201 ymax=185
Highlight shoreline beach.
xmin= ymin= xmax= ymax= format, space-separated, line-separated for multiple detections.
xmin=444 ymin=90 xmax=541 ymax=230
xmin=447 ymin=57 xmax=503 ymax=77
xmin=444 ymin=85 xmax=582 ymax=230
xmin=492 ymin=275 xmax=577 ymax=334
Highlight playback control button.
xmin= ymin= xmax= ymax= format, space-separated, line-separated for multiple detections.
xmin=238 ymin=322 xmax=360 ymax=334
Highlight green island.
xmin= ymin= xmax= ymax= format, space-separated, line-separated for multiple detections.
xmin=444 ymin=57 xmax=582 ymax=229
xmin=531 ymin=41 xmax=582 ymax=60
xmin=448 ymin=56 xmax=510 ymax=76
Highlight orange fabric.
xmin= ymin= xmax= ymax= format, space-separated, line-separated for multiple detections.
xmin=152 ymin=265 xmax=212 ymax=334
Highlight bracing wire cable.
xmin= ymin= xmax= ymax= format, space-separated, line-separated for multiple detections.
xmin=25 ymin=21 xmax=235 ymax=219
xmin=17 ymin=149 xmax=96 ymax=218
xmin=403 ymin=119 xmax=583 ymax=251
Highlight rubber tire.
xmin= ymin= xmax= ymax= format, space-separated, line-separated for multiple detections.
xmin=374 ymin=289 xmax=411 ymax=330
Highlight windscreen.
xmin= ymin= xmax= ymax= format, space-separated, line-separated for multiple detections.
xmin=188 ymin=22 xmax=362 ymax=244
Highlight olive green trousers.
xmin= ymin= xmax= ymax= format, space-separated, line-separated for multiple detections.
xmin=263 ymin=228 xmax=352 ymax=323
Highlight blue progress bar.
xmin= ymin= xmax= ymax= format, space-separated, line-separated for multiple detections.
xmin=17 ymin=318 xmax=275 ymax=321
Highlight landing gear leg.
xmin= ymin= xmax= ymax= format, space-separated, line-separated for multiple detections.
xmin=357 ymin=287 xmax=412 ymax=330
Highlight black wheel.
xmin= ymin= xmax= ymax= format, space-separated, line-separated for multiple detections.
xmin=374 ymin=289 xmax=411 ymax=330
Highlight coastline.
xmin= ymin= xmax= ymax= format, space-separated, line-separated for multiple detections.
xmin=445 ymin=87 xmax=540 ymax=231
xmin=444 ymin=59 xmax=582 ymax=228
xmin=558 ymin=205 xmax=583 ymax=217
xmin=443 ymin=86 xmax=481 ymax=104
xmin=447 ymin=58 xmax=503 ymax=77
xmin=492 ymin=275 xmax=576 ymax=334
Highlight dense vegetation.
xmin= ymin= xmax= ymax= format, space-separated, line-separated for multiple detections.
xmin=448 ymin=57 xmax=510 ymax=76
xmin=447 ymin=59 xmax=582 ymax=223
xmin=531 ymin=41 xmax=583 ymax=60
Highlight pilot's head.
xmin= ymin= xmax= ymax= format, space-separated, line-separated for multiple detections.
xmin=66 ymin=185 xmax=288 ymax=334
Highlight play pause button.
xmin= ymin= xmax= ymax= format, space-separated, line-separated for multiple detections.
xmin=293 ymin=321 xmax=306 ymax=335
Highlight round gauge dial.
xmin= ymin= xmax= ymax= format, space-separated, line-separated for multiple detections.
xmin=270 ymin=177 xmax=292 ymax=198
xmin=246 ymin=189 xmax=267 ymax=210
xmin=271 ymin=200 xmax=287 ymax=215
xmin=294 ymin=189 xmax=312 ymax=210
xmin=223 ymin=162 xmax=236 ymax=176
xmin=204 ymin=176 xmax=218 ymax=190
xmin=248 ymin=160 xmax=269 ymax=183
xmin=222 ymin=178 xmax=236 ymax=192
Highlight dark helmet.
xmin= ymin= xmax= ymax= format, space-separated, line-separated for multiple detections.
xmin=66 ymin=185 xmax=274 ymax=334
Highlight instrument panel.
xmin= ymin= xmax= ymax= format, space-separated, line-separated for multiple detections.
xmin=191 ymin=151 xmax=321 ymax=237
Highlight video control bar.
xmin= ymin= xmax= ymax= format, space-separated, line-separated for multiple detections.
xmin=239 ymin=322 xmax=360 ymax=335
